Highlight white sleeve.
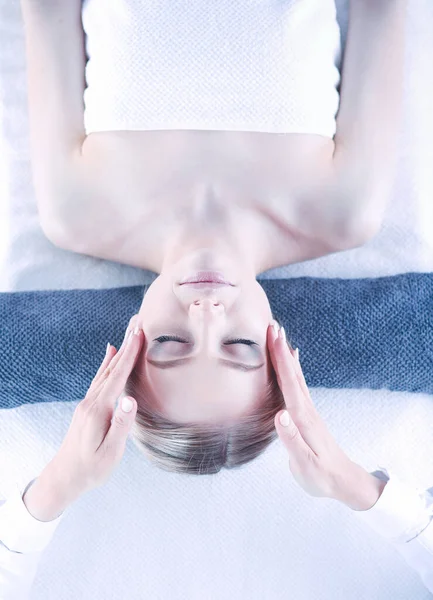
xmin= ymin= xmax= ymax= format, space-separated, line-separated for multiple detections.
xmin=0 ymin=478 xmax=65 ymax=600
xmin=353 ymin=466 xmax=433 ymax=594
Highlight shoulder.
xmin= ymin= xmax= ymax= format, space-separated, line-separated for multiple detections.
xmin=41 ymin=137 xmax=133 ymax=256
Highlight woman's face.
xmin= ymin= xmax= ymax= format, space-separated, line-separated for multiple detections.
xmin=135 ymin=267 xmax=274 ymax=424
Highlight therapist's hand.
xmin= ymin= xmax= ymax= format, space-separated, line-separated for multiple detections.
xmin=49 ymin=315 xmax=144 ymax=498
xmin=23 ymin=316 xmax=145 ymax=521
xmin=268 ymin=322 xmax=386 ymax=511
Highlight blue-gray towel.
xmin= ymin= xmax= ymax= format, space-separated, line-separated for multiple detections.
xmin=1 ymin=272 xmax=432 ymax=408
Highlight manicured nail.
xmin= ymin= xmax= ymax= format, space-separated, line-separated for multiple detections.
xmin=106 ymin=343 xmax=111 ymax=356
xmin=121 ymin=397 xmax=133 ymax=413
xmin=280 ymin=327 xmax=286 ymax=342
xmin=295 ymin=348 xmax=299 ymax=362
xmin=128 ymin=325 xmax=141 ymax=343
xmin=272 ymin=321 xmax=279 ymax=337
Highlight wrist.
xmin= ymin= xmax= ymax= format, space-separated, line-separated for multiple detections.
xmin=23 ymin=463 xmax=81 ymax=522
xmin=340 ymin=469 xmax=388 ymax=512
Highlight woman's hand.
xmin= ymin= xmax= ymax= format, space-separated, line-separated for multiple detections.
xmin=268 ymin=322 xmax=385 ymax=510
xmin=48 ymin=314 xmax=144 ymax=498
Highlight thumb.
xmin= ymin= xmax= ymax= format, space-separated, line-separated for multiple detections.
xmin=105 ymin=396 xmax=137 ymax=456
xmin=274 ymin=410 xmax=310 ymax=458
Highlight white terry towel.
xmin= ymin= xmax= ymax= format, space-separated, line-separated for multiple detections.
xmin=82 ymin=0 xmax=342 ymax=137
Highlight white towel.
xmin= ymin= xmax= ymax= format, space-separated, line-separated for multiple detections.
xmin=82 ymin=0 xmax=342 ymax=136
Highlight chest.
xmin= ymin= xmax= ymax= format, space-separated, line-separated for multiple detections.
xmin=80 ymin=129 xmax=334 ymax=211
xmin=72 ymin=130 xmax=336 ymax=270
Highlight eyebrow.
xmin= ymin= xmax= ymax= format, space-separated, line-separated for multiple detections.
xmin=146 ymin=357 xmax=265 ymax=372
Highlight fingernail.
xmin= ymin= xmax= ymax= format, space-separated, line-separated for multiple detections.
xmin=280 ymin=327 xmax=286 ymax=342
xmin=279 ymin=411 xmax=291 ymax=427
xmin=272 ymin=321 xmax=279 ymax=337
xmin=121 ymin=397 xmax=133 ymax=413
xmin=295 ymin=348 xmax=299 ymax=362
xmin=106 ymin=343 xmax=111 ymax=356
xmin=127 ymin=325 xmax=141 ymax=343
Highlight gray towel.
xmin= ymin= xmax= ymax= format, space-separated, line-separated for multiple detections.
xmin=1 ymin=273 xmax=432 ymax=408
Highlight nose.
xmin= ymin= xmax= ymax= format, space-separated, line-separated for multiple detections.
xmin=189 ymin=297 xmax=224 ymax=319
xmin=188 ymin=299 xmax=225 ymax=356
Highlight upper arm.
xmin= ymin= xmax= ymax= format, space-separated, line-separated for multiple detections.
xmin=20 ymin=0 xmax=87 ymax=225
xmin=332 ymin=0 xmax=406 ymax=222
xmin=309 ymin=0 xmax=407 ymax=248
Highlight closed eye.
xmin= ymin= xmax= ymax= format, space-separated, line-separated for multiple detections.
xmin=154 ymin=335 xmax=258 ymax=346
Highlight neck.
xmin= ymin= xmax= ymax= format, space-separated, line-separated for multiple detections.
xmin=154 ymin=194 xmax=273 ymax=277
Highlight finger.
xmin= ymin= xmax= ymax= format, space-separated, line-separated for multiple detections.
xmin=89 ymin=321 xmax=136 ymax=397
xmin=269 ymin=328 xmax=325 ymax=453
xmin=267 ymin=322 xmax=297 ymax=378
xmin=87 ymin=344 xmax=118 ymax=397
xmin=274 ymin=410 xmax=312 ymax=460
xmin=268 ymin=320 xmax=296 ymax=356
xmin=292 ymin=350 xmax=311 ymax=401
xmin=99 ymin=327 xmax=144 ymax=406
xmin=97 ymin=345 xmax=116 ymax=377
xmin=268 ymin=327 xmax=306 ymax=417
xmin=107 ymin=313 xmax=141 ymax=369
xmin=101 ymin=396 xmax=137 ymax=461
xmin=267 ymin=323 xmax=284 ymax=390
xmin=103 ymin=322 xmax=144 ymax=382
xmin=267 ymin=325 xmax=316 ymax=414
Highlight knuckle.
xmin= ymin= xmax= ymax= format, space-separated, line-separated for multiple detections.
xmin=283 ymin=363 xmax=297 ymax=380
xmin=109 ymin=368 xmax=123 ymax=381
xmin=296 ymin=409 xmax=318 ymax=431
xmin=79 ymin=397 xmax=100 ymax=418
xmin=279 ymin=367 xmax=297 ymax=388
xmin=102 ymin=366 xmax=112 ymax=379
xmin=102 ymin=365 xmax=120 ymax=382
xmin=286 ymin=425 xmax=300 ymax=442
xmin=298 ymin=450 xmax=315 ymax=466
xmin=78 ymin=398 xmax=92 ymax=413
xmin=128 ymin=314 xmax=138 ymax=328
xmin=113 ymin=412 xmax=128 ymax=427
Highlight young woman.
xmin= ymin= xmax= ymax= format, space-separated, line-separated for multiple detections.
xmin=20 ymin=0 xmax=406 ymax=475
xmin=5 ymin=2 xmax=433 ymax=597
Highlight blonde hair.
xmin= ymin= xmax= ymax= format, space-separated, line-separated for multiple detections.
xmin=125 ymin=314 xmax=291 ymax=475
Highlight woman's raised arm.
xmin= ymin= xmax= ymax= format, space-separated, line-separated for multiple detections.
xmin=331 ymin=0 xmax=407 ymax=239
xmin=20 ymin=0 xmax=87 ymax=236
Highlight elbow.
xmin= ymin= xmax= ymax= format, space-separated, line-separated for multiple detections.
xmin=39 ymin=213 xmax=74 ymax=251
xmin=36 ymin=183 xmax=72 ymax=250
xmin=327 ymin=201 xmax=384 ymax=251
xmin=39 ymin=212 xmax=91 ymax=256
xmin=329 ymin=154 xmax=392 ymax=250
xmin=342 ymin=211 xmax=384 ymax=249
xmin=329 ymin=182 xmax=387 ymax=250
xmin=36 ymin=186 xmax=81 ymax=253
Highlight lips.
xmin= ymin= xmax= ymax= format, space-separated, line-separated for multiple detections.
xmin=180 ymin=271 xmax=233 ymax=285
xmin=180 ymin=282 xmax=232 ymax=288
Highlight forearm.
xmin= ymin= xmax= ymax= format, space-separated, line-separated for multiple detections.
xmin=332 ymin=0 xmax=407 ymax=229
